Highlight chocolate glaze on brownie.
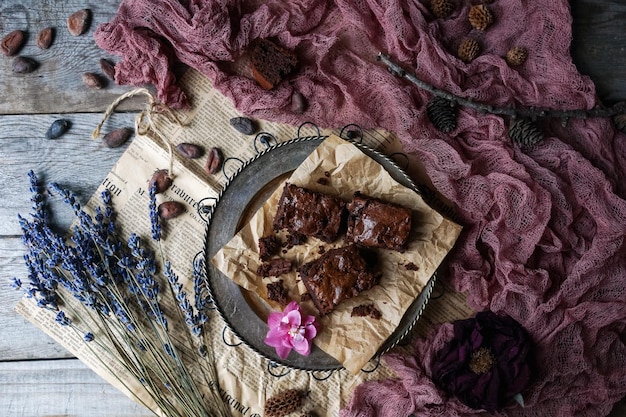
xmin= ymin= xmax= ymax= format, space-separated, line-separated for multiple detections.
xmin=298 ymin=244 xmax=379 ymax=316
xmin=345 ymin=192 xmax=412 ymax=252
xmin=273 ymin=183 xmax=346 ymax=243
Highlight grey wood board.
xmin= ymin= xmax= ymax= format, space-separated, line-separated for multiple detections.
xmin=0 ymin=112 xmax=136 ymax=235
xmin=0 ymin=359 xmax=153 ymax=417
xmin=0 ymin=1 xmax=146 ymax=114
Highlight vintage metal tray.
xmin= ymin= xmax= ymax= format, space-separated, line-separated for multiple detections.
xmin=204 ymin=136 xmax=437 ymax=371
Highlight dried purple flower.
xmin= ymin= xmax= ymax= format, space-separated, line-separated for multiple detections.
xmin=148 ymin=183 xmax=161 ymax=241
xmin=431 ymin=311 xmax=533 ymax=412
xmin=83 ymin=332 xmax=94 ymax=342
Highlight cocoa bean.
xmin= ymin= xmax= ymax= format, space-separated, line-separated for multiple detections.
xmin=229 ymin=117 xmax=257 ymax=135
xmin=290 ymin=91 xmax=307 ymax=114
xmin=82 ymin=72 xmax=104 ymax=89
xmin=149 ymin=169 xmax=173 ymax=194
xmin=205 ymin=147 xmax=224 ymax=175
xmin=12 ymin=56 xmax=39 ymax=74
xmin=99 ymin=58 xmax=116 ymax=81
xmin=36 ymin=27 xmax=55 ymax=49
xmin=46 ymin=119 xmax=71 ymax=139
xmin=67 ymin=9 xmax=91 ymax=36
xmin=102 ymin=127 xmax=133 ymax=148
xmin=1 ymin=30 xmax=26 ymax=56
xmin=175 ymin=142 xmax=204 ymax=159
xmin=158 ymin=201 xmax=185 ymax=220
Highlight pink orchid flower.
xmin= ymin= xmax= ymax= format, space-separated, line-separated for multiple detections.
xmin=264 ymin=301 xmax=319 ymax=359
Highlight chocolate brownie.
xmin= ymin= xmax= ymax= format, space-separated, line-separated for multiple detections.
xmin=273 ymin=183 xmax=346 ymax=243
xmin=258 ymin=234 xmax=281 ymax=261
xmin=257 ymin=258 xmax=292 ymax=277
xmin=266 ymin=280 xmax=289 ymax=306
xmin=249 ymin=39 xmax=298 ymax=90
xmin=346 ymin=192 xmax=412 ymax=252
xmin=298 ymin=244 xmax=379 ymax=315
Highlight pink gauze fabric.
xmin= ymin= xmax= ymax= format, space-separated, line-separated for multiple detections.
xmin=94 ymin=1 xmax=626 ymax=416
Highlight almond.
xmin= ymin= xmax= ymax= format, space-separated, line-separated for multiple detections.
xmin=149 ymin=169 xmax=173 ymax=194
xmin=158 ymin=201 xmax=185 ymax=220
xmin=67 ymin=9 xmax=91 ymax=36
xmin=36 ymin=27 xmax=55 ymax=49
xmin=99 ymin=58 xmax=116 ymax=80
xmin=12 ymin=56 xmax=39 ymax=74
xmin=82 ymin=72 xmax=104 ymax=89
xmin=1 ymin=30 xmax=26 ymax=56
xmin=205 ymin=147 xmax=224 ymax=175
xmin=102 ymin=127 xmax=133 ymax=148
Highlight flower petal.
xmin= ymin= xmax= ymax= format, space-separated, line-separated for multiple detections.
xmin=292 ymin=335 xmax=312 ymax=356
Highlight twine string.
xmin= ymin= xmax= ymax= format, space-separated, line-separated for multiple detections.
xmin=92 ymin=88 xmax=188 ymax=179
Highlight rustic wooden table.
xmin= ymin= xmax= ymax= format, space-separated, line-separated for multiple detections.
xmin=0 ymin=1 xmax=625 ymax=416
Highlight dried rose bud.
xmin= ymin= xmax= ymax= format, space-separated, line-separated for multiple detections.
xmin=158 ymin=201 xmax=184 ymax=220
xmin=175 ymin=142 xmax=204 ymax=159
xmin=149 ymin=169 xmax=173 ymax=193
xmin=102 ymin=127 xmax=133 ymax=148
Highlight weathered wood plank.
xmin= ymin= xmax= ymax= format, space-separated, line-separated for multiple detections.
xmin=0 ymin=359 xmax=153 ymax=417
xmin=0 ymin=1 xmax=146 ymax=114
xmin=570 ymin=1 xmax=626 ymax=103
xmin=0 ymin=112 xmax=137 ymax=235
xmin=0 ymin=237 xmax=76 ymax=361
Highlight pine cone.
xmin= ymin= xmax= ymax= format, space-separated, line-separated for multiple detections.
xmin=508 ymin=119 xmax=544 ymax=148
xmin=506 ymin=46 xmax=528 ymax=66
xmin=457 ymin=38 xmax=480 ymax=62
xmin=264 ymin=389 xmax=307 ymax=417
xmin=468 ymin=4 xmax=494 ymax=31
xmin=613 ymin=113 xmax=626 ymax=134
xmin=427 ymin=96 xmax=457 ymax=133
xmin=430 ymin=0 xmax=455 ymax=19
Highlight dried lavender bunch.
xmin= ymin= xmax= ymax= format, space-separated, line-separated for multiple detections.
xmin=13 ymin=171 xmax=231 ymax=417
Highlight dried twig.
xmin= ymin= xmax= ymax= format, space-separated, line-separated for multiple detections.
xmin=376 ymin=53 xmax=626 ymax=122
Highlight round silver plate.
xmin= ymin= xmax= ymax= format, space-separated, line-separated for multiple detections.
xmin=204 ymin=136 xmax=436 ymax=371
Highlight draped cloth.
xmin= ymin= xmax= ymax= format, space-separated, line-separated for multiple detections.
xmin=95 ymin=1 xmax=626 ymax=415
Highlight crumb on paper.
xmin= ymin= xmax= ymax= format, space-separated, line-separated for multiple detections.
xmin=405 ymin=262 xmax=419 ymax=271
xmin=351 ymin=304 xmax=382 ymax=320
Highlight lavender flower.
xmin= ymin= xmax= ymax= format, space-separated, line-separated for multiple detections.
xmin=15 ymin=171 xmax=232 ymax=417
xmin=148 ymin=183 xmax=161 ymax=241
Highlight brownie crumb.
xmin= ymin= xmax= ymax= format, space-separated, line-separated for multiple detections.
xmin=324 ymin=171 xmax=330 ymax=177
xmin=284 ymin=231 xmax=308 ymax=249
xmin=318 ymin=246 xmax=326 ymax=255
xmin=258 ymin=234 xmax=281 ymax=261
xmin=300 ymin=292 xmax=311 ymax=302
xmin=257 ymin=258 xmax=293 ymax=277
xmin=317 ymin=177 xmax=329 ymax=186
xmin=267 ymin=280 xmax=289 ymax=306
xmin=351 ymin=304 xmax=382 ymax=320
xmin=405 ymin=262 xmax=419 ymax=271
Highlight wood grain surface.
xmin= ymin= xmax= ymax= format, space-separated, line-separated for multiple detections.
xmin=1 ymin=0 xmax=625 ymax=416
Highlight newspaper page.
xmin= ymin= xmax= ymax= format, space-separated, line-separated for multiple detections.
xmin=16 ymin=67 xmax=474 ymax=416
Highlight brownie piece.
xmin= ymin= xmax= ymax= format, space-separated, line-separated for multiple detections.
xmin=273 ymin=183 xmax=346 ymax=243
xmin=351 ymin=304 xmax=382 ymax=320
xmin=266 ymin=280 xmax=289 ymax=306
xmin=346 ymin=192 xmax=412 ymax=252
xmin=249 ymin=39 xmax=298 ymax=90
xmin=258 ymin=234 xmax=281 ymax=261
xmin=257 ymin=258 xmax=293 ymax=277
xmin=298 ymin=245 xmax=379 ymax=315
